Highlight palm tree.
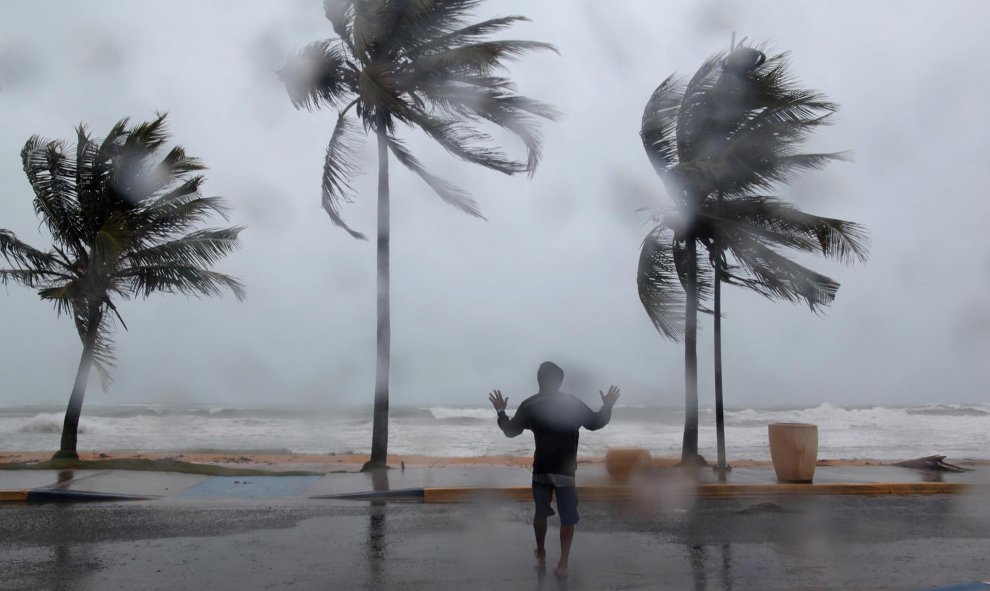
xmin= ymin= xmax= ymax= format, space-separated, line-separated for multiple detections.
xmin=637 ymin=45 xmax=869 ymax=466
xmin=278 ymin=0 xmax=557 ymax=471
xmin=0 ymin=115 xmax=245 ymax=460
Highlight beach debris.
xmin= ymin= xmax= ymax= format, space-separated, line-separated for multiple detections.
xmin=893 ymin=455 xmax=969 ymax=472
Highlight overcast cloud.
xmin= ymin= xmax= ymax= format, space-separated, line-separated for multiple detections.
xmin=2 ymin=1 xmax=989 ymax=410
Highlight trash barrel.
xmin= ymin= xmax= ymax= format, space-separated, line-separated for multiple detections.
xmin=768 ymin=423 xmax=818 ymax=483
xmin=605 ymin=447 xmax=651 ymax=483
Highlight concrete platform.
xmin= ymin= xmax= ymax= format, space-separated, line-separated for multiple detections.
xmin=42 ymin=470 xmax=208 ymax=497
xmin=0 ymin=470 xmax=65 ymax=491
xmin=0 ymin=470 xmax=66 ymax=501
xmin=423 ymin=465 xmax=532 ymax=488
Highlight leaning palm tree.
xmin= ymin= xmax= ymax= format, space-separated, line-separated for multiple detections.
xmin=637 ymin=45 xmax=869 ymax=466
xmin=0 ymin=115 xmax=245 ymax=459
xmin=278 ymin=0 xmax=557 ymax=470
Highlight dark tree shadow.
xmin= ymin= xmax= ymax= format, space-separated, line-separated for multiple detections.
xmin=689 ymin=544 xmax=708 ymax=591
xmin=719 ymin=543 xmax=733 ymax=590
xmin=48 ymin=506 xmax=97 ymax=591
xmin=686 ymin=543 xmax=734 ymax=591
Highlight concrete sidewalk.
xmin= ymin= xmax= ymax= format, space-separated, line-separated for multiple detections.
xmin=1 ymin=462 xmax=985 ymax=503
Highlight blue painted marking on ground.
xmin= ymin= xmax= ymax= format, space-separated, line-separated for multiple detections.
xmin=177 ymin=476 xmax=322 ymax=498
xmin=921 ymin=583 xmax=990 ymax=591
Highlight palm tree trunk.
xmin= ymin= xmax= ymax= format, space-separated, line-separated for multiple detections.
xmin=681 ymin=238 xmax=700 ymax=464
xmin=365 ymin=119 xmax=391 ymax=471
xmin=54 ymin=308 xmax=101 ymax=460
xmin=53 ymin=343 xmax=94 ymax=460
xmin=715 ymin=33 xmax=735 ymax=481
xmin=714 ymin=252 xmax=728 ymax=481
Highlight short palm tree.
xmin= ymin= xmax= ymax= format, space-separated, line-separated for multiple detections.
xmin=278 ymin=0 xmax=557 ymax=470
xmin=637 ymin=45 xmax=869 ymax=466
xmin=0 ymin=115 xmax=245 ymax=459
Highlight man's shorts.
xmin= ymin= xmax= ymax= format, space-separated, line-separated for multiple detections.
xmin=532 ymin=476 xmax=579 ymax=526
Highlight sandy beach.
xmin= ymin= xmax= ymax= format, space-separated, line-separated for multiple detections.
xmin=5 ymin=450 xmax=983 ymax=473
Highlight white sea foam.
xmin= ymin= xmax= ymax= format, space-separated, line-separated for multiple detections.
xmin=427 ymin=407 xmax=493 ymax=420
xmin=16 ymin=413 xmax=104 ymax=435
xmin=0 ymin=403 xmax=986 ymax=460
xmin=16 ymin=413 xmax=68 ymax=434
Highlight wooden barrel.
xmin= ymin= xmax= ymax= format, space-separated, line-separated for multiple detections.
xmin=768 ymin=423 xmax=818 ymax=483
xmin=605 ymin=447 xmax=651 ymax=483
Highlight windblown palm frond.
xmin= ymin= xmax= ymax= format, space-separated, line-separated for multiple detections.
xmin=641 ymin=45 xmax=849 ymax=202
xmin=279 ymin=0 xmax=558 ymax=237
xmin=279 ymin=41 xmax=355 ymax=112
xmin=675 ymin=52 xmax=727 ymax=164
xmin=637 ymin=227 xmax=685 ymax=341
xmin=410 ymin=15 xmax=530 ymax=54
xmin=320 ymin=110 xmax=366 ymax=239
xmin=123 ymin=266 xmax=246 ymax=301
xmin=21 ymin=137 xmax=84 ymax=252
xmin=638 ymin=42 xmax=870 ymax=340
xmin=641 ymin=75 xmax=685 ymax=178
xmin=385 ymin=134 xmax=482 ymax=217
xmin=721 ymin=228 xmax=840 ymax=312
xmin=0 ymin=230 xmax=67 ymax=283
xmin=1 ymin=115 xmax=244 ymax=385
xmin=700 ymin=50 xmax=844 ymax=197
xmin=673 ymin=240 xmax=715 ymax=312
xmin=714 ymin=196 xmax=869 ymax=264
xmin=637 ymin=213 xmax=720 ymax=342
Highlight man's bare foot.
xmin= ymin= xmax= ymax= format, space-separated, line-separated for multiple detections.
xmin=554 ymin=562 xmax=568 ymax=577
xmin=534 ymin=548 xmax=546 ymax=567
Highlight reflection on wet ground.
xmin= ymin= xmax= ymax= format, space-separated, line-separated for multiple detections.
xmin=4 ymin=493 xmax=989 ymax=589
xmin=534 ymin=564 xmax=570 ymax=591
xmin=368 ymin=469 xmax=389 ymax=587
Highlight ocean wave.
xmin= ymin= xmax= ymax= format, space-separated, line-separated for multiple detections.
xmin=425 ymin=405 xmax=679 ymax=423
xmin=427 ymin=407 xmax=493 ymax=421
xmin=905 ymin=404 xmax=990 ymax=417
xmin=16 ymin=413 xmax=99 ymax=434
xmin=1 ymin=403 xmax=987 ymax=460
xmin=725 ymin=403 xmax=900 ymax=426
xmin=724 ymin=402 xmax=990 ymax=426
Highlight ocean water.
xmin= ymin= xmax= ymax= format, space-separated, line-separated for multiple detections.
xmin=0 ymin=402 xmax=988 ymax=461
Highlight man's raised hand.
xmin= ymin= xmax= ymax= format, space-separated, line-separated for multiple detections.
xmin=600 ymin=385 xmax=621 ymax=409
xmin=488 ymin=389 xmax=509 ymax=412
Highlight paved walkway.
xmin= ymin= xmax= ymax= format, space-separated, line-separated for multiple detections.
xmin=1 ymin=462 xmax=985 ymax=503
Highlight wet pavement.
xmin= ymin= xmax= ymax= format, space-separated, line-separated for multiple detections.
xmin=1 ymin=493 xmax=988 ymax=590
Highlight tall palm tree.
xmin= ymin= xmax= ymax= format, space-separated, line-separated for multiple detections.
xmin=278 ymin=0 xmax=557 ymax=471
xmin=637 ymin=45 xmax=869 ymax=466
xmin=0 ymin=114 xmax=245 ymax=459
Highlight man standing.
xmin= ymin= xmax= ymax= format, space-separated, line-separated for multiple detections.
xmin=488 ymin=361 xmax=620 ymax=577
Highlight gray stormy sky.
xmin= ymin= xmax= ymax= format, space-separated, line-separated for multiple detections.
xmin=2 ymin=1 xmax=989 ymax=410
